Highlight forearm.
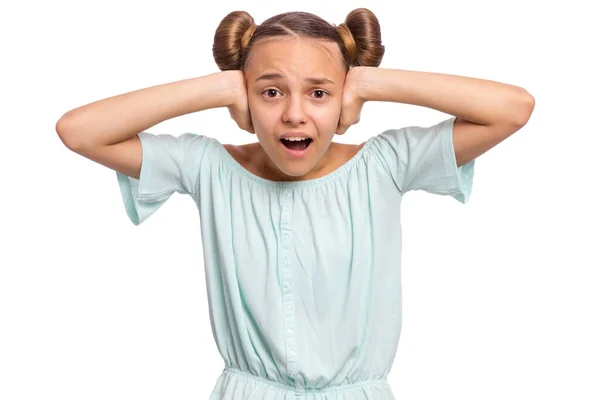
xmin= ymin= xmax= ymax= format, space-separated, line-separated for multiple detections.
xmin=56 ymin=71 xmax=240 ymax=148
xmin=356 ymin=67 xmax=534 ymax=126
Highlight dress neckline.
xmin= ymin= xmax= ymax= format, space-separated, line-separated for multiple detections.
xmin=214 ymin=136 xmax=377 ymax=188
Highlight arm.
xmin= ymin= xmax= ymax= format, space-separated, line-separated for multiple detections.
xmin=55 ymin=71 xmax=250 ymax=181
xmin=356 ymin=67 xmax=534 ymax=126
xmin=340 ymin=67 xmax=535 ymax=167
xmin=55 ymin=71 xmax=244 ymax=149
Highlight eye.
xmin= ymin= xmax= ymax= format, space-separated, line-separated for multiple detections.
xmin=262 ymin=88 xmax=281 ymax=98
xmin=312 ymin=90 xmax=328 ymax=99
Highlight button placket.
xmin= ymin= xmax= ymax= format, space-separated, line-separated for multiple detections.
xmin=280 ymin=187 xmax=298 ymax=382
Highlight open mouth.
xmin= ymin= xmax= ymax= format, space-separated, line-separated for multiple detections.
xmin=280 ymin=137 xmax=313 ymax=151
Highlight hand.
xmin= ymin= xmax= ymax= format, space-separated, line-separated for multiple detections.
xmin=336 ymin=66 xmax=368 ymax=135
xmin=226 ymin=70 xmax=255 ymax=134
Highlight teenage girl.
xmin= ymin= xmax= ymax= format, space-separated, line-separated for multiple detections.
xmin=56 ymin=8 xmax=534 ymax=400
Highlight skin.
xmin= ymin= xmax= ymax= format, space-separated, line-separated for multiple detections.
xmin=224 ymin=37 xmax=366 ymax=182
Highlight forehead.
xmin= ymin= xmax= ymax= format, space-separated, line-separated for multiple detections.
xmin=245 ymin=37 xmax=346 ymax=83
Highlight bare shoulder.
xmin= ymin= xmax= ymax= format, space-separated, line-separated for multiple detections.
xmin=337 ymin=141 xmax=366 ymax=158
xmin=222 ymin=143 xmax=243 ymax=159
xmin=222 ymin=142 xmax=259 ymax=167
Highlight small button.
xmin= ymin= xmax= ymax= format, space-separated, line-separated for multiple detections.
xmin=290 ymin=372 xmax=297 ymax=377
xmin=284 ymin=281 xmax=291 ymax=288
xmin=284 ymin=190 xmax=291 ymax=196
xmin=289 ymin=349 xmax=296 ymax=356
xmin=283 ymin=211 xmax=290 ymax=218
xmin=284 ymin=257 xmax=291 ymax=265
xmin=283 ymin=234 xmax=289 ymax=241
xmin=286 ymin=328 xmax=293 ymax=334
xmin=286 ymin=305 xmax=292 ymax=312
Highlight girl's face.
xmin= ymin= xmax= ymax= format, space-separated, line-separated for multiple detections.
xmin=244 ymin=37 xmax=348 ymax=181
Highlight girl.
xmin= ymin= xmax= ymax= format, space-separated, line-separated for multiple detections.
xmin=56 ymin=8 xmax=534 ymax=400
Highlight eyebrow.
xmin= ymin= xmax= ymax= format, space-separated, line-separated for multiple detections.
xmin=254 ymin=73 xmax=335 ymax=85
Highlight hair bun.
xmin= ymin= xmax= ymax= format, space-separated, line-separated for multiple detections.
xmin=213 ymin=10 xmax=255 ymax=70
xmin=340 ymin=8 xmax=385 ymax=67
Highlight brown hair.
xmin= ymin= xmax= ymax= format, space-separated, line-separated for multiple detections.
xmin=212 ymin=8 xmax=385 ymax=72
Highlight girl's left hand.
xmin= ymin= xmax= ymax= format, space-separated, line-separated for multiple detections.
xmin=336 ymin=66 xmax=368 ymax=135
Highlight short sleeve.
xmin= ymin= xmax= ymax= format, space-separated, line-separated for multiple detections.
xmin=116 ymin=131 xmax=211 ymax=225
xmin=372 ymin=116 xmax=475 ymax=203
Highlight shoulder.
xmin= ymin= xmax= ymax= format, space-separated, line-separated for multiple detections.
xmin=347 ymin=141 xmax=368 ymax=154
xmin=222 ymin=142 xmax=257 ymax=166
xmin=334 ymin=141 xmax=368 ymax=160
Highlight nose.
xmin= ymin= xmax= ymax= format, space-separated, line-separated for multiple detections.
xmin=282 ymin=94 xmax=308 ymax=126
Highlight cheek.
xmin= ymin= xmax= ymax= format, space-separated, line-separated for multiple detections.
xmin=314 ymin=105 xmax=343 ymax=127
xmin=253 ymin=112 xmax=277 ymax=130
xmin=325 ymin=97 xmax=343 ymax=117
xmin=248 ymin=103 xmax=271 ymax=128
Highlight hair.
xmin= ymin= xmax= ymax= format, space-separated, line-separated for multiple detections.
xmin=212 ymin=8 xmax=385 ymax=72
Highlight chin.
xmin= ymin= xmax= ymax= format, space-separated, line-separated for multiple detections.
xmin=273 ymin=158 xmax=322 ymax=180
xmin=276 ymin=165 xmax=313 ymax=179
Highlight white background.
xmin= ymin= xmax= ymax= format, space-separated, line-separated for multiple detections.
xmin=2 ymin=0 xmax=598 ymax=399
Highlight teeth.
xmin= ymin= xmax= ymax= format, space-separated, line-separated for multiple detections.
xmin=282 ymin=137 xmax=310 ymax=141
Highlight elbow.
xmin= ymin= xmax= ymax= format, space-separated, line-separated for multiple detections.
xmin=55 ymin=114 xmax=69 ymax=136
xmin=514 ymin=90 xmax=535 ymax=126
xmin=56 ymin=113 xmax=81 ymax=151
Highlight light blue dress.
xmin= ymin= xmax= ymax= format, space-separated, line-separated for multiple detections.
xmin=116 ymin=116 xmax=475 ymax=399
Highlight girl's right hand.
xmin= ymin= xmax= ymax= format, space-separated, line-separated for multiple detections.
xmin=225 ymin=70 xmax=255 ymax=134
